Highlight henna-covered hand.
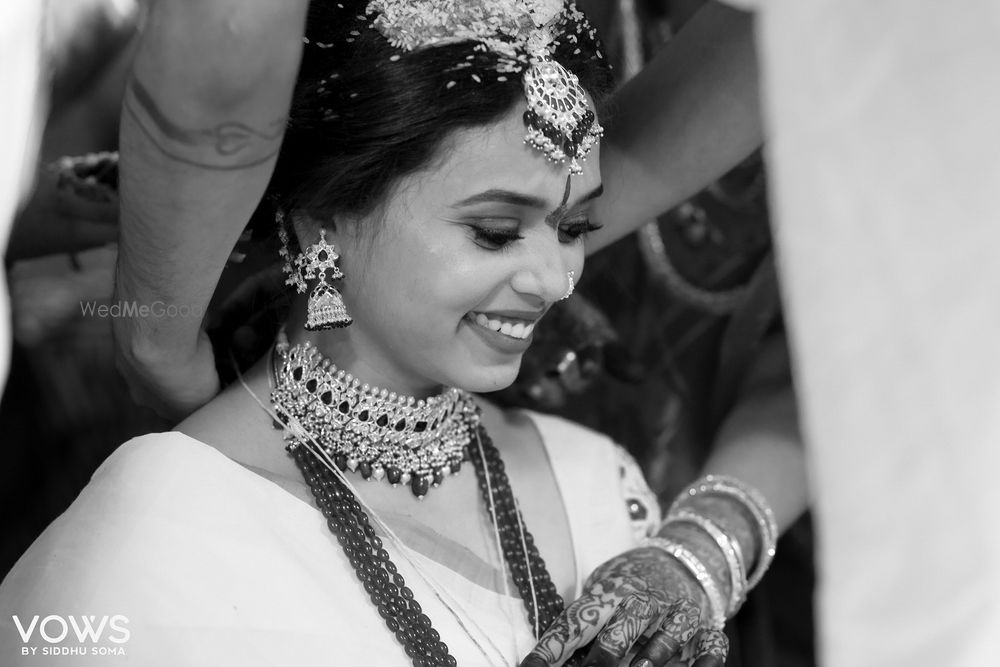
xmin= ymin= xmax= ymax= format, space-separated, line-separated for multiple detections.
xmin=689 ymin=628 xmax=729 ymax=667
xmin=520 ymin=547 xmax=726 ymax=667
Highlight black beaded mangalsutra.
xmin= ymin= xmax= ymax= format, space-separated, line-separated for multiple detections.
xmin=287 ymin=424 xmax=568 ymax=666
xmin=290 ymin=445 xmax=456 ymax=665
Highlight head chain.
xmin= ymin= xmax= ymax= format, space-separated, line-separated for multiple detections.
xmin=304 ymin=0 xmax=605 ymax=174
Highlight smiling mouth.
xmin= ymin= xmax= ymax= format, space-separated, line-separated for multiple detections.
xmin=467 ymin=312 xmax=537 ymax=340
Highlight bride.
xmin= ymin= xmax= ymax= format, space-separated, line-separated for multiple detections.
xmin=1 ymin=2 xmax=757 ymax=666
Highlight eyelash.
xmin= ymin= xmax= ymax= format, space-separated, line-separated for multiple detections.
xmin=472 ymin=227 xmax=524 ymax=250
xmin=469 ymin=219 xmax=603 ymax=251
xmin=558 ymin=219 xmax=603 ymax=242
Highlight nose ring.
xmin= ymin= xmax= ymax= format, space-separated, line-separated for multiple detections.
xmin=560 ymin=271 xmax=575 ymax=301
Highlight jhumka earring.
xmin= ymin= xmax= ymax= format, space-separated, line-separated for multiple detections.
xmin=560 ymin=271 xmax=576 ymax=301
xmin=300 ymin=230 xmax=352 ymax=330
xmin=278 ymin=213 xmax=352 ymax=331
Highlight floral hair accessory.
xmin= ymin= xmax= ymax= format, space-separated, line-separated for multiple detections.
xmin=367 ymin=0 xmax=563 ymax=60
xmin=365 ymin=0 xmax=603 ymax=174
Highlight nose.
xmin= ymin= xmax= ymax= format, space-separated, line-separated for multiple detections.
xmin=509 ymin=232 xmax=576 ymax=304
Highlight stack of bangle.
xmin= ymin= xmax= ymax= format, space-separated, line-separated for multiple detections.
xmin=666 ymin=508 xmax=747 ymax=616
xmin=644 ymin=474 xmax=778 ymax=626
xmin=641 ymin=535 xmax=728 ymax=630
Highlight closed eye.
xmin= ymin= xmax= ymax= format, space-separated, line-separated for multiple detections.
xmin=558 ymin=219 xmax=603 ymax=242
xmin=466 ymin=221 xmax=524 ymax=250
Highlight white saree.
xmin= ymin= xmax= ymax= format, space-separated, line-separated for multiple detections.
xmin=0 ymin=411 xmax=658 ymax=666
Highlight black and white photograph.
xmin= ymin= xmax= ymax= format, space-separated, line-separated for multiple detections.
xmin=1 ymin=0 xmax=997 ymax=665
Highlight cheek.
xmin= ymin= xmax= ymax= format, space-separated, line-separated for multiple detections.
xmin=417 ymin=250 xmax=497 ymax=314
xmin=350 ymin=237 xmax=485 ymax=325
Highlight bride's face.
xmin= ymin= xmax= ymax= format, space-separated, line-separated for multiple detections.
xmin=328 ymin=102 xmax=603 ymax=396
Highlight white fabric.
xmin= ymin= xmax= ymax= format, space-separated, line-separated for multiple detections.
xmin=0 ymin=3 xmax=45 ymax=389
xmin=720 ymin=1 xmax=1000 ymax=664
xmin=612 ymin=443 xmax=662 ymax=541
xmin=0 ymin=413 xmax=655 ymax=666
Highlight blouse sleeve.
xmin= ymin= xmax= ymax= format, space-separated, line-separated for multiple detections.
xmin=612 ymin=444 xmax=662 ymax=542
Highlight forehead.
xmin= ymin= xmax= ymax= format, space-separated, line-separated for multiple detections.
xmin=399 ymin=101 xmax=602 ymax=211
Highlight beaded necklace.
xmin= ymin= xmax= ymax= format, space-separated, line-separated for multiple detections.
xmin=269 ymin=338 xmax=569 ymax=665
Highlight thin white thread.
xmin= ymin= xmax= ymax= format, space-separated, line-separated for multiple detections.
xmin=513 ymin=497 xmax=541 ymax=638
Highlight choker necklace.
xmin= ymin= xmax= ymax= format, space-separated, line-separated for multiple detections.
xmin=271 ymin=331 xmax=478 ymax=498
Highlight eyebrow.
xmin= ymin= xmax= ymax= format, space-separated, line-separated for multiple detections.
xmin=453 ymin=184 xmax=604 ymax=210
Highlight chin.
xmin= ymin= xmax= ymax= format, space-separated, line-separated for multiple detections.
xmin=447 ymin=360 xmax=522 ymax=394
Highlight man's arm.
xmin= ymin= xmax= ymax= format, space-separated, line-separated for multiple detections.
xmin=589 ymin=1 xmax=762 ymax=252
xmin=114 ymin=0 xmax=308 ymax=418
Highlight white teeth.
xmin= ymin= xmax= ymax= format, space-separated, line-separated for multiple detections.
xmin=470 ymin=312 xmax=537 ymax=339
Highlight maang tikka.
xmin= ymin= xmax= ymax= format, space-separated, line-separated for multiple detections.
xmin=364 ymin=0 xmax=604 ymax=175
xmin=277 ymin=212 xmax=353 ymax=330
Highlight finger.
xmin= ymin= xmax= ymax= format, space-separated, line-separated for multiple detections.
xmin=520 ymin=594 xmax=620 ymax=667
xmin=690 ymin=628 xmax=729 ymax=667
xmin=582 ymin=592 xmax=660 ymax=667
xmin=629 ymin=597 xmax=701 ymax=667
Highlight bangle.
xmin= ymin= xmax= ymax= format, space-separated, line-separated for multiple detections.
xmin=662 ymin=508 xmax=747 ymax=616
xmin=642 ymin=536 xmax=726 ymax=630
xmin=672 ymin=474 xmax=778 ymax=592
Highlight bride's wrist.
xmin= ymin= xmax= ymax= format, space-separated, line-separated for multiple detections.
xmin=645 ymin=522 xmax=730 ymax=628
xmin=651 ymin=474 xmax=779 ymax=622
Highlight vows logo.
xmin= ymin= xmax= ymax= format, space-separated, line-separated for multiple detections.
xmin=12 ymin=615 xmax=131 ymax=644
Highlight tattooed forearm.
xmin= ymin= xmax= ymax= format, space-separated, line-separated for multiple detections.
xmin=123 ymin=75 xmax=286 ymax=170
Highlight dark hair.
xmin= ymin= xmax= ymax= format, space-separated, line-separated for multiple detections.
xmin=221 ymin=3 xmax=610 ymax=380
xmin=265 ymin=1 xmax=613 ymax=224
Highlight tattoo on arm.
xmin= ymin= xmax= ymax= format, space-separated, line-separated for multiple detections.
xmin=124 ymin=75 xmax=286 ymax=170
